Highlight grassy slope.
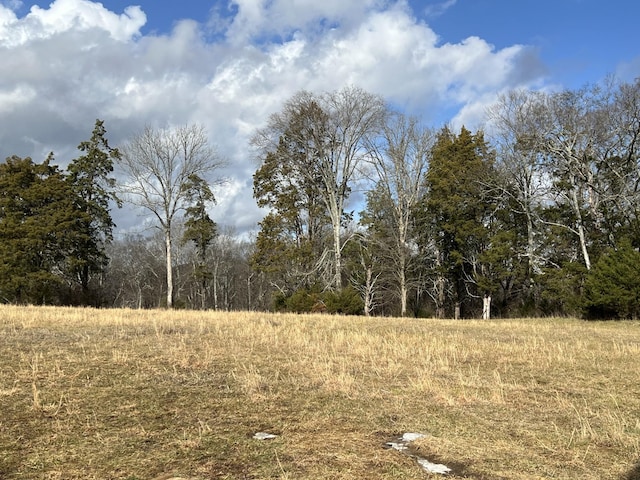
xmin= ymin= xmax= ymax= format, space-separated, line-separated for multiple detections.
xmin=0 ymin=306 xmax=639 ymax=479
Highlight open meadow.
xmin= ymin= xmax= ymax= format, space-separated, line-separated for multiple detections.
xmin=0 ymin=306 xmax=639 ymax=479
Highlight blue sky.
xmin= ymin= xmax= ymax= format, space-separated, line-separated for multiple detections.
xmin=1 ymin=0 xmax=638 ymax=234
xmin=421 ymin=0 xmax=640 ymax=88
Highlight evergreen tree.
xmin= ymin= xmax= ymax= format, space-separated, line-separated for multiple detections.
xmin=182 ymin=174 xmax=217 ymax=309
xmin=0 ymin=155 xmax=85 ymax=304
xmin=415 ymin=126 xmax=496 ymax=318
xmin=583 ymin=241 xmax=640 ymax=319
xmin=66 ymin=119 xmax=121 ymax=302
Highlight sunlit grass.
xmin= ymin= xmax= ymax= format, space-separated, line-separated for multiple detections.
xmin=1 ymin=305 xmax=639 ymax=479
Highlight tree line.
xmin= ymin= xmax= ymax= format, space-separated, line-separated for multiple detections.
xmin=2 ymin=78 xmax=640 ymax=318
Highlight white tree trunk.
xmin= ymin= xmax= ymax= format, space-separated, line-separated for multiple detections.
xmin=364 ymin=265 xmax=373 ymax=316
xmin=399 ymin=258 xmax=407 ymax=317
xmin=165 ymin=228 xmax=173 ymax=308
xmin=435 ymin=248 xmax=446 ymax=319
xmin=570 ymin=185 xmax=592 ymax=270
xmin=332 ymin=219 xmax=342 ymax=290
xmin=213 ymin=261 xmax=219 ymax=310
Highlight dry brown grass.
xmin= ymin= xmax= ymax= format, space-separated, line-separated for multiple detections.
xmin=0 ymin=305 xmax=639 ymax=479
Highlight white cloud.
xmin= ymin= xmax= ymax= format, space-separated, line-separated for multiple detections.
xmin=423 ymin=0 xmax=457 ymax=18
xmin=0 ymin=0 xmax=547 ymax=235
xmin=0 ymin=4 xmax=19 ymax=32
xmin=0 ymin=0 xmax=145 ymax=47
xmin=0 ymin=0 xmax=22 ymax=12
xmin=223 ymin=0 xmax=384 ymax=44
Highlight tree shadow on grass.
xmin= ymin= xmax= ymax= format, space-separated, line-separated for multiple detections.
xmin=622 ymin=460 xmax=640 ymax=480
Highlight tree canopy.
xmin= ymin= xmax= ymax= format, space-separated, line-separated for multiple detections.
xmin=3 ymin=79 xmax=640 ymax=318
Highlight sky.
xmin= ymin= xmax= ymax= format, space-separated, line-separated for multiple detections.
xmin=1 ymin=0 xmax=639 ymax=236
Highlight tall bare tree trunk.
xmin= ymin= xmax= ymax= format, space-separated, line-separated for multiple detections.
xmin=118 ymin=124 xmax=224 ymax=309
xmin=332 ymin=221 xmax=343 ymax=290
xmin=213 ymin=261 xmax=219 ymax=310
xmin=435 ymin=277 xmax=446 ymax=319
xmin=399 ymin=256 xmax=407 ymax=317
xmin=435 ymin=248 xmax=446 ymax=319
xmin=569 ymin=184 xmax=592 ymax=270
xmin=363 ymin=265 xmax=373 ymax=316
xmin=165 ymin=227 xmax=173 ymax=308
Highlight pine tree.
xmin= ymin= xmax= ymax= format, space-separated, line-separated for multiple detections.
xmin=182 ymin=174 xmax=217 ymax=309
xmin=0 ymin=155 xmax=85 ymax=304
xmin=584 ymin=241 xmax=640 ymax=319
xmin=66 ymin=119 xmax=121 ymax=302
xmin=415 ymin=126 xmax=496 ymax=318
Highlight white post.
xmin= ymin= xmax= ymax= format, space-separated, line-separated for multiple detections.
xmin=482 ymin=295 xmax=491 ymax=320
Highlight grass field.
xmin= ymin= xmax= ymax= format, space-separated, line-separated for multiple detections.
xmin=0 ymin=306 xmax=639 ymax=479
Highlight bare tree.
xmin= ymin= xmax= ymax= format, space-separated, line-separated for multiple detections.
xmin=366 ymin=113 xmax=433 ymax=316
xmin=253 ymin=86 xmax=386 ymax=290
xmin=118 ymin=124 xmax=224 ymax=308
xmin=321 ymin=87 xmax=386 ymax=289
xmin=490 ymin=85 xmax=614 ymax=271
xmin=104 ymin=233 xmax=164 ymax=308
xmin=488 ymin=90 xmax=549 ymax=280
xmin=536 ymin=86 xmax=611 ymax=270
xmin=605 ymin=79 xmax=640 ymax=238
xmin=489 ymin=79 xmax=640 ymax=277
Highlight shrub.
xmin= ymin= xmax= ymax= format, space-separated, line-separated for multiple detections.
xmin=538 ymin=262 xmax=587 ymax=317
xmin=323 ymin=286 xmax=364 ymax=315
xmin=583 ymin=241 xmax=640 ymax=319
xmin=285 ymin=287 xmax=322 ymax=313
xmin=273 ymin=285 xmax=364 ymax=315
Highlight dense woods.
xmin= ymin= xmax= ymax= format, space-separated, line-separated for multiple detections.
xmin=2 ymin=78 xmax=640 ymax=318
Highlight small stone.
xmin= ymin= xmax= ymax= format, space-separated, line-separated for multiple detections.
xmin=253 ymin=431 xmax=278 ymax=440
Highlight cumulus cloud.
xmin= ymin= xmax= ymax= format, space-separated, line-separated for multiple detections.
xmin=1 ymin=0 xmax=23 ymax=11
xmin=223 ymin=0 xmax=385 ymax=44
xmin=0 ymin=0 xmax=145 ymax=47
xmin=0 ymin=0 xmax=547 ymax=234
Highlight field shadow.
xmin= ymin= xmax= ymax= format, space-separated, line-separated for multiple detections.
xmin=622 ymin=460 xmax=640 ymax=480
